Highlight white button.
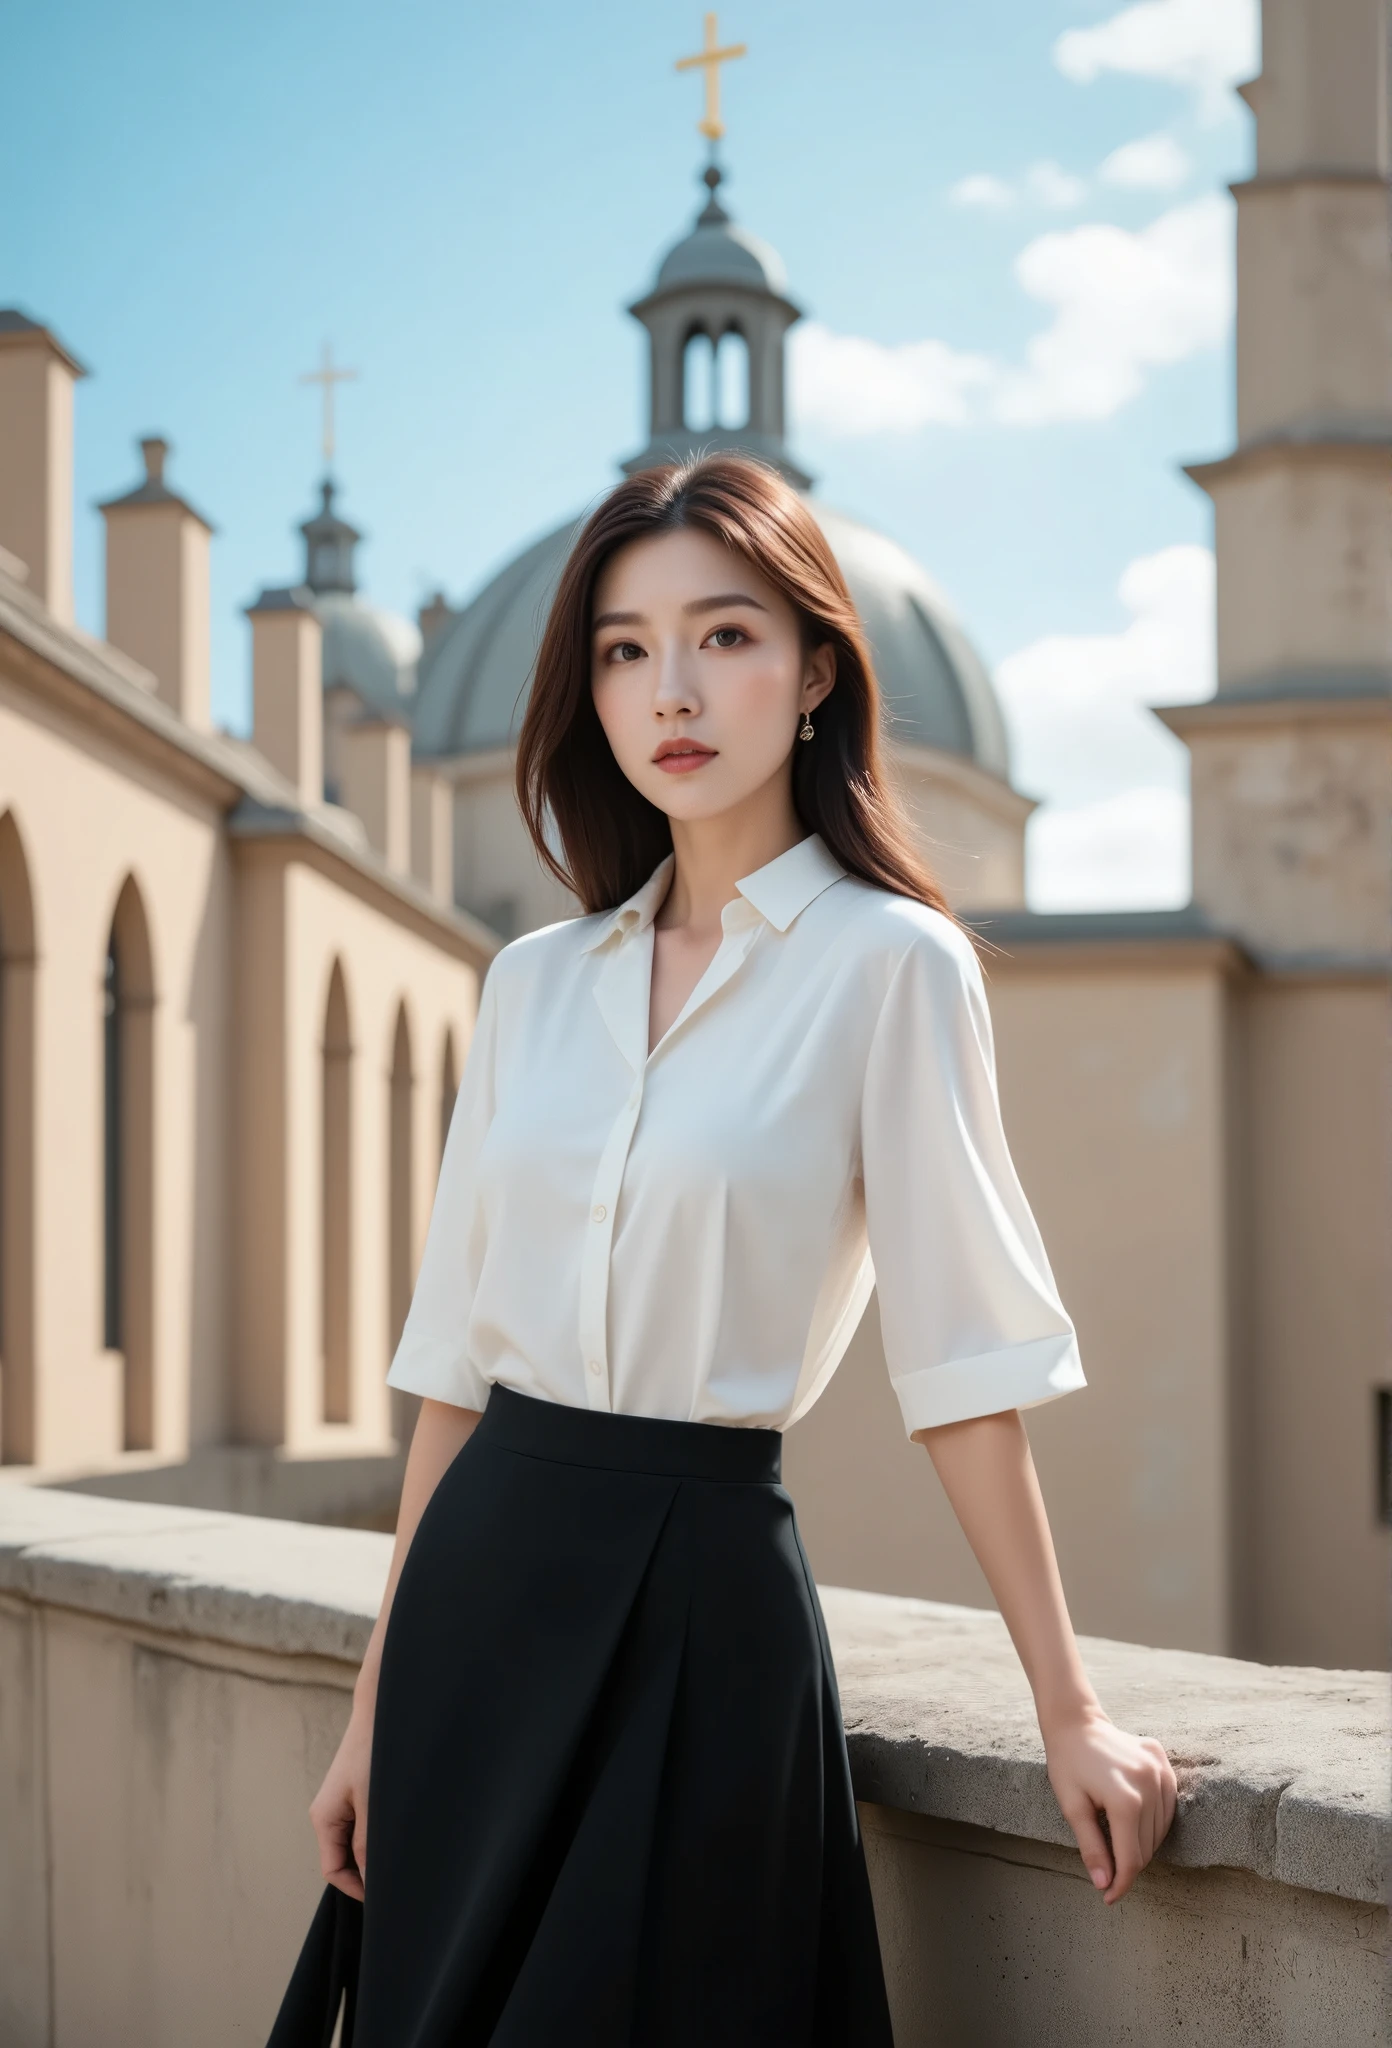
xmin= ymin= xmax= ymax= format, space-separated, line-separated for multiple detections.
xmin=592 ymin=1203 xmax=607 ymax=1222
xmin=587 ymin=1358 xmax=603 ymax=1376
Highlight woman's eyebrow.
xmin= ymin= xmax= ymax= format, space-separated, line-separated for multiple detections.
xmin=592 ymin=592 xmax=768 ymax=631
xmin=683 ymin=592 xmax=768 ymax=616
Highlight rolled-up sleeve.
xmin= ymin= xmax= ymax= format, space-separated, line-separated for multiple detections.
xmin=861 ymin=918 xmax=1085 ymax=1437
xmin=385 ymin=962 xmax=500 ymax=1410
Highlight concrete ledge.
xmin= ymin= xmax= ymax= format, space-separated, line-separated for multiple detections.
xmin=1 ymin=1491 xmax=1385 ymax=1905
xmin=821 ymin=1588 xmax=1388 ymax=1907
xmin=0 ymin=1489 xmax=388 ymax=1665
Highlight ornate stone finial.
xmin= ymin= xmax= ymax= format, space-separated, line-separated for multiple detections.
xmin=140 ymin=436 xmax=169 ymax=485
xmin=675 ymin=12 xmax=747 ymax=143
xmin=298 ymin=342 xmax=358 ymax=467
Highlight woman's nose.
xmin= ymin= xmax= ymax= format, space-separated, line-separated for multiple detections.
xmin=652 ymin=642 xmax=698 ymax=717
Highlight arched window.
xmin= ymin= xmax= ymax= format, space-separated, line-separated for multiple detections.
xmin=0 ymin=812 xmax=37 ymax=1465
xmin=103 ymin=877 xmax=156 ymax=1450
xmin=388 ymin=1002 xmax=414 ymax=1358
xmin=714 ymin=329 xmax=750 ymax=430
xmin=439 ymin=1028 xmax=458 ymax=1178
xmin=321 ymin=959 xmax=353 ymax=1423
xmin=683 ymin=328 xmax=717 ymax=431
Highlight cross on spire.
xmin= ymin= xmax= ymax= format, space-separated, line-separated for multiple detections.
xmin=675 ymin=12 xmax=747 ymax=144
xmin=298 ymin=343 xmax=358 ymax=467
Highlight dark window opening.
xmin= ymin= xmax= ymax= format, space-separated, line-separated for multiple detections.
xmin=102 ymin=938 xmax=122 ymax=1349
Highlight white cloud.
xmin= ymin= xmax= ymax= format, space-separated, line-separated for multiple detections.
xmin=1054 ymin=0 xmax=1258 ymax=120
xmin=791 ymin=324 xmax=995 ymax=434
xmin=993 ymin=544 xmax=1214 ymax=910
xmin=996 ymin=193 xmax=1232 ymax=421
xmin=1099 ymin=131 xmax=1192 ymax=190
xmin=950 ymin=172 xmax=1015 ymax=209
xmin=1025 ymin=789 xmax=1192 ymax=911
xmin=1026 ymin=159 xmax=1089 ymax=209
xmin=949 ymin=161 xmax=1087 ymax=210
xmin=792 ymin=196 xmax=1232 ymax=434
xmin=997 ymin=544 xmax=1214 ymax=803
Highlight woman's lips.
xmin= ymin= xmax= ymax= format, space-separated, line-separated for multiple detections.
xmin=654 ymin=747 xmax=716 ymax=774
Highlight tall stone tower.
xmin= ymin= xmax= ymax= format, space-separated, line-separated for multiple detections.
xmin=1162 ymin=0 xmax=1391 ymax=960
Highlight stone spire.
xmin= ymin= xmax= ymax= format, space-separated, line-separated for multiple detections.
xmin=1159 ymin=0 xmax=1391 ymax=960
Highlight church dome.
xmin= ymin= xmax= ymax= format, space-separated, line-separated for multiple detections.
xmin=316 ymin=591 xmax=421 ymax=713
xmin=411 ymin=499 xmax=1008 ymax=778
xmin=655 ymin=215 xmax=789 ymax=295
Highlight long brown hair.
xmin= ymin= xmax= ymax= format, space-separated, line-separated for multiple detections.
xmin=515 ymin=453 xmax=953 ymax=919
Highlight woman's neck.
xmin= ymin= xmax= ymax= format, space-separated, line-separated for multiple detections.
xmin=658 ymin=786 xmax=807 ymax=939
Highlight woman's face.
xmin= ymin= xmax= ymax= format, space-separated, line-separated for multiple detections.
xmin=590 ymin=527 xmax=835 ymax=826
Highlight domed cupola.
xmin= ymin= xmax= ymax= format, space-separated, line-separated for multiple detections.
xmin=624 ymin=163 xmax=812 ymax=490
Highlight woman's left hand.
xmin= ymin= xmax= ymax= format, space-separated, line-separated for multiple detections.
xmin=1043 ymin=1705 xmax=1177 ymax=1904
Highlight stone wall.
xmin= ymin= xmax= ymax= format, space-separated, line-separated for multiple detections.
xmin=0 ymin=1489 xmax=1385 ymax=2047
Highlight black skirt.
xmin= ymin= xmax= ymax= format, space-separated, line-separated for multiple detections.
xmin=267 ymin=1384 xmax=894 ymax=2047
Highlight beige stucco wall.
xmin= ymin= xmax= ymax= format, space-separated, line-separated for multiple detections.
xmin=787 ymin=951 xmax=1240 ymax=1655
xmin=1242 ymin=976 xmax=1391 ymax=1669
xmin=0 ymin=662 xmax=232 ymax=1469
xmin=234 ymin=841 xmax=479 ymax=1455
xmin=862 ymin=1806 xmax=1386 ymax=2048
xmin=0 ymin=1594 xmax=344 ymax=2047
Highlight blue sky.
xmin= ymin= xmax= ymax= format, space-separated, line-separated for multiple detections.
xmin=4 ymin=0 xmax=1257 ymax=906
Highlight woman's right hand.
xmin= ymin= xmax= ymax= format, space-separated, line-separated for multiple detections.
xmin=310 ymin=1701 xmax=375 ymax=1901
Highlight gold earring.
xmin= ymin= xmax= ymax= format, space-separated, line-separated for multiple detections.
xmin=798 ymin=712 xmax=815 ymax=741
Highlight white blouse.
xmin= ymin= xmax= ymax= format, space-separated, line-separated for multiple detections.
xmin=387 ymin=831 xmax=1084 ymax=1436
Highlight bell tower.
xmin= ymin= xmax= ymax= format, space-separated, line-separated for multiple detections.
xmin=624 ymin=18 xmax=810 ymax=486
xmin=623 ymin=162 xmax=812 ymax=488
xmin=1160 ymin=0 xmax=1392 ymax=959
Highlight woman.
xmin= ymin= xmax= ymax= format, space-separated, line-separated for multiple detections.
xmin=268 ymin=453 xmax=1176 ymax=2047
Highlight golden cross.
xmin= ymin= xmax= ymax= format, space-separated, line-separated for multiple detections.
xmin=675 ymin=13 xmax=747 ymax=143
xmin=299 ymin=343 xmax=358 ymax=466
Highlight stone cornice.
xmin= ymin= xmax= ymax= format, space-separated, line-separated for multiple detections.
xmin=1232 ymin=169 xmax=1391 ymax=197
xmin=1186 ymin=432 xmax=1392 ymax=491
xmin=1156 ymin=686 xmax=1392 ymax=735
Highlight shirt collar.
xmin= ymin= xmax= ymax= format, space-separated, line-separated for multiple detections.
xmin=579 ymin=833 xmax=846 ymax=954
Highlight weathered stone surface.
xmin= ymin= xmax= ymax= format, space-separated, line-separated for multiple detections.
xmin=821 ymin=1586 xmax=1389 ymax=1906
xmin=1 ymin=1490 xmax=1384 ymax=1906
xmin=0 ymin=1488 xmax=388 ymax=1663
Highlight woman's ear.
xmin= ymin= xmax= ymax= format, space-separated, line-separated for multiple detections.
xmin=803 ymin=641 xmax=837 ymax=714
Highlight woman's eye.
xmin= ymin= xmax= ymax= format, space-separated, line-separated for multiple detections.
xmin=609 ymin=641 xmax=644 ymax=663
xmin=708 ymin=626 xmax=746 ymax=650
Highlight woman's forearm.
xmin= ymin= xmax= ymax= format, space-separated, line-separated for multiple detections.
xmin=912 ymin=1407 xmax=1097 ymax=1732
xmin=354 ymin=1396 xmax=481 ymax=1712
